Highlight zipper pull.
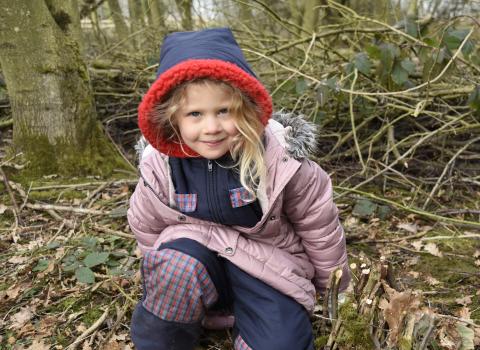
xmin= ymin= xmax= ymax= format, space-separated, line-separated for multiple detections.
xmin=208 ymin=160 xmax=213 ymax=172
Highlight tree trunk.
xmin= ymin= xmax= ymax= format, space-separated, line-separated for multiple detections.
xmin=107 ymin=0 xmax=132 ymax=49
xmin=128 ymin=0 xmax=145 ymax=48
xmin=175 ymin=0 xmax=193 ymax=30
xmin=0 ymin=0 xmax=127 ymax=176
xmin=45 ymin=0 xmax=85 ymax=53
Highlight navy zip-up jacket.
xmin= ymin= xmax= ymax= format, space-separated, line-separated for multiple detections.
xmin=169 ymin=157 xmax=262 ymax=228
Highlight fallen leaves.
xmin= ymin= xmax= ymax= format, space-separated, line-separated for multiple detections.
xmin=9 ymin=306 xmax=36 ymax=330
xmin=378 ymin=282 xmax=422 ymax=346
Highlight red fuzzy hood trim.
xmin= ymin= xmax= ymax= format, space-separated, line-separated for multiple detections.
xmin=138 ymin=59 xmax=273 ymax=157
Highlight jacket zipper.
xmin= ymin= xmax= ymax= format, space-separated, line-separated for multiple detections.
xmin=206 ymin=160 xmax=224 ymax=223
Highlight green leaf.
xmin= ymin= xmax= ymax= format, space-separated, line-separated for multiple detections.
xmin=456 ymin=323 xmax=474 ymax=350
xmin=467 ymin=86 xmax=480 ymax=112
xmin=404 ymin=17 xmax=418 ymax=38
xmin=443 ymin=29 xmax=470 ymax=50
xmin=400 ymin=59 xmax=416 ymax=74
xmin=366 ymin=44 xmax=381 ymax=60
xmin=81 ymin=236 xmax=98 ymax=249
xmin=353 ymin=52 xmax=372 ymax=75
xmin=33 ymin=259 xmax=50 ymax=272
xmin=295 ymin=78 xmax=308 ymax=95
xmin=391 ymin=63 xmax=409 ymax=85
xmin=75 ymin=267 xmax=95 ymax=284
xmin=62 ymin=260 xmax=80 ymax=272
xmin=352 ymin=199 xmax=377 ymax=218
xmin=84 ymin=252 xmax=109 ymax=268
xmin=376 ymin=205 xmax=392 ymax=220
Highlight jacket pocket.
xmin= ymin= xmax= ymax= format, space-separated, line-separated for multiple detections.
xmin=229 ymin=187 xmax=256 ymax=208
xmin=174 ymin=193 xmax=197 ymax=213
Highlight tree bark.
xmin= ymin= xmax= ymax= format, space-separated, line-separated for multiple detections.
xmin=107 ymin=0 xmax=132 ymax=49
xmin=0 ymin=0 xmax=126 ymax=176
xmin=175 ymin=0 xmax=193 ymax=30
xmin=45 ymin=0 xmax=85 ymax=53
xmin=128 ymin=0 xmax=145 ymax=48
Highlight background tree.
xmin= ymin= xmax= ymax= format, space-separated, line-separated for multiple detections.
xmin=107 ymin=0 xmax=132 ymax=49
xmin=0 ymin=0 xmax=127 ymax=176
xmin=175 ymin=0 xmax=193 ymax=30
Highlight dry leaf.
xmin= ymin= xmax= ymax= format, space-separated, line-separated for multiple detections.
xmin=104 ymin=339 xmax=121 ymax=350
xmin=397 ymin=222 xmax=418 ymax=234
xmin=455 ymin=296 xmax=473 ymax=306
xmin=408 ymin=271 xmax=420 ymax=278
xmin=425 ymin=276 xmax=441 ymax=286
xmin=378 ymin=283 xmax=421 ymax=347
xmin=27 ymin=339 xmax=49 ymax=350
xmin=411 ymin=240 xmax=423 ymax=251
xmin=0 ymin=204 xmax=8 ymax=214
xmin=458 ymin=306 xmax=472 ymax=320
xmin=9 ymin=306 xmax=35 ymax=330
xmin=8 ymin=256 xmax=28 ymax=264
xmin=474 ymin=326 xmax=480 ymax=346
xmin=423 ymin=242 xmax=443 ymax=257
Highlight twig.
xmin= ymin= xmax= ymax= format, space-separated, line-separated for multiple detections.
xmin=81 ymin=181 xmax=112 ymax=207
xmin=66 ymin=307 xmax=110 ymax=349
xmin=334 ymin=186 xmax=480 ymax=229
xmin=418 ymin=315 xmax=436 ymax=350
xmin=25 ymin=203 xmax=107 ymax=215
xmin=423 ymin=136 xmax=480 ymax=209
xmin=329 ymin=268 xmax=343 ymax=327
xmin=91 ymin=223 xmax=135 ymax=239
xmin=349 ymin=69 xmax=366 ymax=172
xmin=0 ymin=166 xmax=24 ymax=226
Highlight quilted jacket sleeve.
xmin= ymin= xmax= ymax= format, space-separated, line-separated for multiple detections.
xmin=283 ymin=159 xmax=350 ymax=293
xmin=127 ymin=157 xmax=170 ymax=255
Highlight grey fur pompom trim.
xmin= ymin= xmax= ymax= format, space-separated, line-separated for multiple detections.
xmin=272 ymin=112 xmax=318 ymax=159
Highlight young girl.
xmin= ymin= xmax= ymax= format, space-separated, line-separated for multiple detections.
xmin=128 ymin=28 xmax=350 ymax=350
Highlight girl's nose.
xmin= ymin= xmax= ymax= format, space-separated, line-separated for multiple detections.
xmin=204 ymin=115 xmax=222 ymax=134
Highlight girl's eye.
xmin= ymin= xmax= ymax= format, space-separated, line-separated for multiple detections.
xmin=218 ymin=108 xmax=229 ymax=115
xmin=188 ymin=111 xmax=201 ymax=117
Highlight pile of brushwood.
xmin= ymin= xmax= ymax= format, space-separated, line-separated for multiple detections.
xmin=1 ymin=2 xmax=479 ymax=349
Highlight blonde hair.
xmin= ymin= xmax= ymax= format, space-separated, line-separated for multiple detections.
xmin=150 ymin=78 xmax=266 ymax=194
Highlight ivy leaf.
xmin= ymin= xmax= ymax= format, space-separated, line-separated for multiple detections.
xmin=443 ymin=29 xmax=469 ymax=50
xmin=81 ymin=236 xmax=98 ymax=249
xmin=404 ymin=17 xmax=418 ymax=38
xmin=353 ymin=52 xmax=372 ymax=75
xmin=33 ymin=259 xmax=50 ymax=272
xmin=400 ymin=59 xmax=416 ymax=74
xmin=84 ymin=252 xmax=109 ymax=268
xmin=295 ymin=78 xmax=308 ymax=95
xmin=391 ymin=63 xmax=409 ymax=85
xmin=75 ymin=267 xmax=95 ymax=284
xmin=352 ymin=199 xmax=377 ymax=218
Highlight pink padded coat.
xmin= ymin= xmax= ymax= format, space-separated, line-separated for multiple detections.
xmin=128 ymin=115 xmax=350 ymax=313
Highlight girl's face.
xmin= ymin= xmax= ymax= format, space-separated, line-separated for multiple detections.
xmin=176 ymin=83 xmax=239 ymax=159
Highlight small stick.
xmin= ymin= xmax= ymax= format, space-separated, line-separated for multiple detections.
xmin=91 ymin=223 xmax=135 ymax=239
xmin=418 ymin=315 xmax=436 ymax=350
xmin=329 ymin=268 xmax=343 ymax=326
xmin=25 ymin=203 xmax=107 ymax=215
xmin=0 ymin=166 xmax=24 ymax=225
xmin=66 ymin=307 xmax=110 ymax=349
xmin=81 ymin=181 xmax=112 ymax=207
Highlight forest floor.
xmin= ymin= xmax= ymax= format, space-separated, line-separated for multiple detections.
xmin=0 ymin=129 xmax=479 ymax=350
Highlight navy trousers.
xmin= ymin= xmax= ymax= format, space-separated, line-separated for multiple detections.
xmin=131 ymin=238 xmax=314 ymax=350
